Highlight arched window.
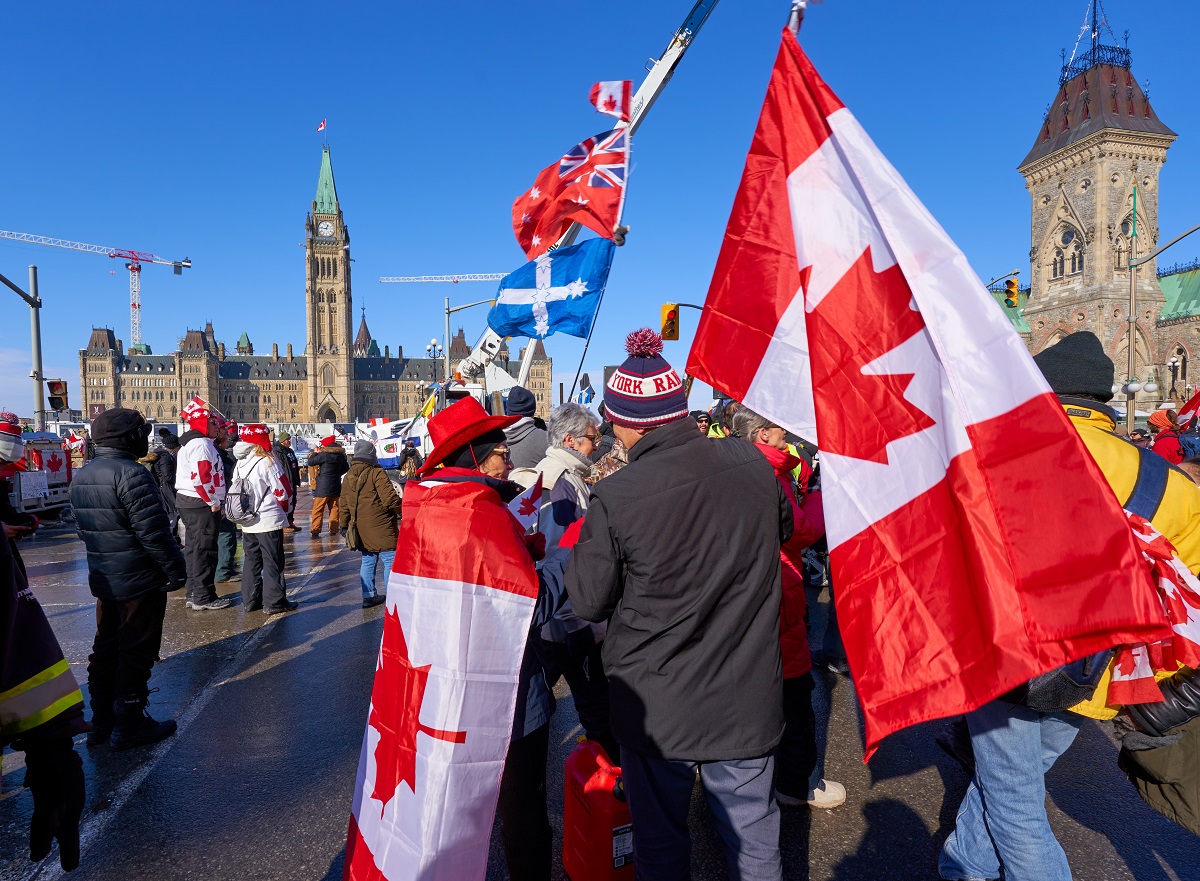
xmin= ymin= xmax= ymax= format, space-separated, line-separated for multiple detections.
xmin=1070 ymin=242 xmax=1084 ymax=274
xmin=322 ymin=364 xmax=335 ymax=387
xmin=1116 ymin=242 xmax=1125 ymax=268
xmin=329 ymin=291 xmax=337 ymax=304
xmin=318 ymin=291 xmax=325 ymax=303
xmin=1052 ymin=249 xmax=1065 ymax=279
xmin=333 ymin=259 xmax=338 ymax=279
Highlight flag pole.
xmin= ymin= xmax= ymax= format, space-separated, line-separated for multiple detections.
xmin=568 ymin=283 xmax=610 ymax=402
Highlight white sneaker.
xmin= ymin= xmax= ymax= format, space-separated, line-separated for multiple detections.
xmin=805 ymin=779 xmax=846 ymax=809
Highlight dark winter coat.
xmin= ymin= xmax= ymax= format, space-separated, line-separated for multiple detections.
xmin=566 ymin=418 xmax=794 ymax=761
xmin=69 ymin=447 xmax=187 ymax=602
xmin=339 ymin=460 xmax=402 ymax=554
xmin=273 ymin=441 xmax=301 ymax=499
xmin=307 ymin=445 xmax=349 ymax=497
xmin=153 ymin=448 xmax=178 ymax=514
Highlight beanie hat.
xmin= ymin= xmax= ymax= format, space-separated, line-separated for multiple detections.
xmin=158 ymin=428 xmax=180 ymax=450
xmin=0 ymin=419 xmax=23 ymax=464
xmin=505 ymin=386 xmax=538 ymax=418
xmin=239 ymin=423 xmax=272 ymax=453
xmin=353 ymin=439 xmax=379 ymax=463
xmin=180 ymin=396 xmax=212 ymax=434
xmin=321 ymin=435 xmax=336 ymax=447
xmin=1031 ymin=331 xmax=1114 ymax=401
xmin=92 ymin=408 xmax=150 ymax=444
xmin=1149 ymin=410 xmax=1179 ymax=433
xmin=604 ymin=328 xmax=688 ymax=428
xmin=277 ymin=431 xmax=291 ymax=442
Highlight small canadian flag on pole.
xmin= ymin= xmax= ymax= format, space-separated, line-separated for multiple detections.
xmin=589 ymin=80 xmax=632 ymax=123
xmin=316 ymin=118 xmax=327 ymax=133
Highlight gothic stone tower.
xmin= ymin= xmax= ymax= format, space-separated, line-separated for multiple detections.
xmin=306 ymin=146 xmax=354 ymax=422
xmin=1018 ymin=41 xmax=1176 ymax=396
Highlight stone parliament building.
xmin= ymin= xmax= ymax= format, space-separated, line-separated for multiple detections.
xmin=80 ymin=146 xmax=552 ymax=425
xmin=998 ymin=27 xmax=1200 ymax=410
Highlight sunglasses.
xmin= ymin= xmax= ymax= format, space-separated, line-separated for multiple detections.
xmin=489 ymin=447 xmax=513 ymax=461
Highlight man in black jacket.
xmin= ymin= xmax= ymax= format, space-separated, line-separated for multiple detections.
xmin=566 ymin=330 xmax=793 ymax=881
xmin=153 ymin=429 xmax=180 ymax=540
xmin=273 ymin=432 xmax=301 ymax=532
xmin=69 ymin=408 xmax=186 ymax=750
xmin=306 ymin=438 xmax=348 ymax=536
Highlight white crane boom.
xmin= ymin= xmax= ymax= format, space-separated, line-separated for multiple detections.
xmin=379 ymin=274 xmax=505 ymax=284
xmin=0 ymin=228 xmax=191 ymax=348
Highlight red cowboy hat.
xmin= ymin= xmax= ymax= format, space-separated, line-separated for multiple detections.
xmin=417 ymin=397 xmax=519 ymax=476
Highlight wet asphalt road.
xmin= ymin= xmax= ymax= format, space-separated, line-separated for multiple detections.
xmin=2 ymin=494 xmax=1198 ymax=881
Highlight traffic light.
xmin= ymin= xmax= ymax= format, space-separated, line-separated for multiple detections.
xmin=46 ymin=379 xmax=69 ymax=412
xmin=1003 ymin=278 xmax=1019 ymax=308
xmin=661 ymin=303 xmax=679 ymax=340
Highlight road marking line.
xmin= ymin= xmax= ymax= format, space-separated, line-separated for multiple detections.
xmin=21 ymin=546 xmax=349 ymax=881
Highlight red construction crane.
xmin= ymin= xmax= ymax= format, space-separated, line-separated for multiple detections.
xmin=0 ymin=229 xmax=191 ymax=349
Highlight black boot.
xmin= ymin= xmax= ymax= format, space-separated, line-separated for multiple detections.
xmin=86 ymin=697 xmax=115 ymax=748
xmin=109 ymin=696 xmax=178 ymax=751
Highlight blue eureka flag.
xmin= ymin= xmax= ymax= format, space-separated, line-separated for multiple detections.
xmin=488 ymin=238 xmax=616 ymax=340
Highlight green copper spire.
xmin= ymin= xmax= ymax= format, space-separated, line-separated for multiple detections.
xmin=314 ymin=145 xmax=339 ymax=214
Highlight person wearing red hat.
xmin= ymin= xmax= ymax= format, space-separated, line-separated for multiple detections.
xmin=232 ymin=425 xmax=296 ymax=615
xmin=406 ymin=396 xmax=562 ymax=881
xmin=307 ymin=435 xmax=349 ymax=537
xmin=174 ymin=399 xmax=232 ymax=611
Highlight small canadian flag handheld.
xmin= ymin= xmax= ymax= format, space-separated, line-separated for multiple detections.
xmin=590 ymin=80 xmax=632 ymax=122
xmin=507 ymin=473 xmax=544 ymax=531
xmin=316 ymin=118 xmax=327 ymax=133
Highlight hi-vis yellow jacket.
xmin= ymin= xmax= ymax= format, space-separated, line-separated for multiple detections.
xmin=1065 ymin=401 xmax=1200 ymax=720
xmin=0 ymin=538 xmax=84 ymax=748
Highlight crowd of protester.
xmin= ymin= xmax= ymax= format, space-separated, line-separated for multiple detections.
xmin=4 ymin=326 xmax=1200 ymax=879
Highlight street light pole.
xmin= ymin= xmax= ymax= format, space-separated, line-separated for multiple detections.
xmin=0 ymin=264 xmax=44 ymax=431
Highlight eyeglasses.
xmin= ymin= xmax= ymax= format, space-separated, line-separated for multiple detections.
xmin=580 ymin=433 xmax=600 ymax=442
xmin=489 ymin=447 xmax=513 ymax=461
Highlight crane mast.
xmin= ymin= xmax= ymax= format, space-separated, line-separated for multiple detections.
xmin=0 ymin=229 xmax=191 ymax=348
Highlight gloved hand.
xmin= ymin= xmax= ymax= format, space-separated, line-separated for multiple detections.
xmin=1126 ymin=666 xmax=1200 ymax=737
xmin=524 ymin=532 xmax=547 ymax=562
xmin=22 ymin=736 xmax=85 ymax=871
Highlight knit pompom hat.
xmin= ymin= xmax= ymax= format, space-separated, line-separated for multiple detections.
xmin=239 ymin=423 xmax=272 ymax=453
xmin=603 ymin=328 xmax=688 ymax=428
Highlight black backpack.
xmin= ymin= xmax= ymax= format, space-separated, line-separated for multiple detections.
xmin=1023 ymin=448 xmax=1168 ymax=712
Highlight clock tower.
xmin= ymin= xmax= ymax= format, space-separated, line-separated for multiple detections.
xmin=305 ymin=145 xmax=354 ymax=423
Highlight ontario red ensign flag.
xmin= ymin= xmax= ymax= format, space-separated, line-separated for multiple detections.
xmin=687 ymin=30 xmax=1168 ymax=756
xmin=344 ymin=477 xmax=538 ymax=880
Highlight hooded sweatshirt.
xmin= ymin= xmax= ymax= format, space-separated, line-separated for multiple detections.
xmin=505 ymin=417 xmax=549 ymax=470
xmin=175 ymin=429 xmax=226 ymax=505
xmin=231 ymin=442 xmax=290 ymax=532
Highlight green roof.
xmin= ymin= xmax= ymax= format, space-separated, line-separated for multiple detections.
xmin=990 ymin=289 xmax=1032 ymax=333
xmin=366 ymin=339 xmax=381 ymax=358
xmin=314 ymin=146 xmax=339 ymax=215
xmin=237 ymin=331 xmax=251 ymax=347
xmin=1158 ymin=267 xmax=1200 ymax=321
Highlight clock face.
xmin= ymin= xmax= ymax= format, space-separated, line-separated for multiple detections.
xmin=318 ymin=220 xmax=334 ymax=237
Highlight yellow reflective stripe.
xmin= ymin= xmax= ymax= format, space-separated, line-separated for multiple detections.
xmin=0 ymin=658 xmax=70 ymax=704
xmin=8 ymin=689 xmax=84 ymax=736
xmin=0 ymin=665 xmax=82 ymax=737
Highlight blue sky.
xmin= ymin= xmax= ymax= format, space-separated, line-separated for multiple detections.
xmin=3 ymin=1 xmax=1199 ymax=417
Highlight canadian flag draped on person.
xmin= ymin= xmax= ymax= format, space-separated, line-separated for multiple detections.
xmin=687 ymin=28 xmax=1170 ymax=756
xmin=344 ymin=398 xmax=547 ymax=881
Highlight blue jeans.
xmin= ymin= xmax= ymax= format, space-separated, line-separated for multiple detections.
xmin=358 ymin=550 xmax=394 ymax=599
xmin=939 ymin=699 xmax=1083 ymax=881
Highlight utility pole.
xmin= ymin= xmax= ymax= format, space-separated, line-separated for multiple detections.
xmin=0 ymin=265 xmax=44 ymax=430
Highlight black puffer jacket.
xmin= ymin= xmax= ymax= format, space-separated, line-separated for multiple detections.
xmin=307 ymin=445 xmax=349 ymax=497
xmin=69 ymin=447 xmax=186 ymax=602
xmin=153 ymin=448 xmax=178 ymax=514
xmin=566 ymin=418 xmax=793 ymax=761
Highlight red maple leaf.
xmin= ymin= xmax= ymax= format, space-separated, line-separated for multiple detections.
xmin=46 ymin=453 xmax=63 ymax=473
xmin=602 ymin=95 xmax=618 ymax=112
xmin=369 ymin=606 xmax=466 ymax=813
xmin=807 ymin=248 xmax=937 ymax=464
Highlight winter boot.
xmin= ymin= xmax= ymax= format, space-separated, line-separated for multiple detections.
xmin=109 ymin=696 xmax=178 ymax=751
xmin=86 ymin=697 xmax=115 ymax=748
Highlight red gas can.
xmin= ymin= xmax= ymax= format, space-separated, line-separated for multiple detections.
xmin=563 ymin=740 xmax=634 ymax=881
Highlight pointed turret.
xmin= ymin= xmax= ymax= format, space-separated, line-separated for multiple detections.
xmin=315 ymin=145 xmax=339 ymax=214
xmin=354 ymin=311 xmax=373 ymax=357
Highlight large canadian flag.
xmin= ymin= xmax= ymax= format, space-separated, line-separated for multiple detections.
xmin=688 ymin=29 xmax=1169 ymax=756
xmin=344 ymin=476 xmax=538 ymax=880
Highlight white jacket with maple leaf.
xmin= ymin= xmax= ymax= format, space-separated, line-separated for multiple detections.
xmin=232 ymin=443 xmax=290 ymax=533
xmin=175 ymin=434 xmax=226 ymax=505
